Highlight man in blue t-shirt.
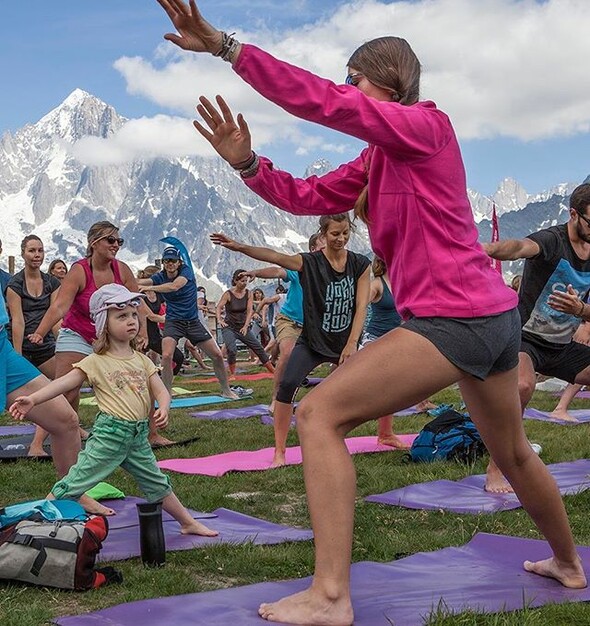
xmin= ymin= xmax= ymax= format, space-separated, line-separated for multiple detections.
xmin=138 ymin=246 xmax=237 ymax=398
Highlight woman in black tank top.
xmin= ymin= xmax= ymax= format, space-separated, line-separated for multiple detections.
xmin=216 ymin=269 xmax=275 ymax=379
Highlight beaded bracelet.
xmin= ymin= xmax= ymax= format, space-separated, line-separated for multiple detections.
xmin=214 ymin=31 xmax=240 ymax=63
xmin=239 ymin=153 xmax=260 ymax=179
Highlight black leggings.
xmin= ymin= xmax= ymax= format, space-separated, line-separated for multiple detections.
xmin=148 ymin=338 xmax=184 ymax=375
xmin=276 ymin=342 xmax=337 ymax=404
xmin=221 ymin=326 xmax=270 ymax=366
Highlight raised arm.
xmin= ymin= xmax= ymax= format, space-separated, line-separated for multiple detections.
xmin=9 ymin=369 xmax=87 ymax=420
xmin=482 ymin=238 xmax=541 ymax=261
xmin=240 ymin=267 xmax=288 ymax=281
xmin=210 ymin=233 xmax=303 ymax=271
xmin=139 ymin=276 xmax=188 ymax=293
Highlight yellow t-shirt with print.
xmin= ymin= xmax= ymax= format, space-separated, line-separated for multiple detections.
xmin=73 ymin=351 xmax=158 ymax=421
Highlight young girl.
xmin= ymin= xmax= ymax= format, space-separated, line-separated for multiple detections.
xmin=9 ymin=283 xmax=218 ymax=536
xmin=158 ymin=2 xmax=586 ymax=623
xmin=211 ymin=213 xmax=371 ymax=467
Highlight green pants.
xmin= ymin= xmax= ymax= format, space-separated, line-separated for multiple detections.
xmin=52 ymin=412 xmax=172 ymax=503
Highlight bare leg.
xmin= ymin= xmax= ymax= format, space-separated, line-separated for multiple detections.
xmin=550 ymin=383 xmax=582 ymax=421
xmin=263 ymin=361 xmax=275 ymax=374
xmin=376 ymin=415 xmax=410 ymax=449
xmin=198 ymin=338 xmax=238 ymax=398
xmin=161 ymin=492 xmax=218 ymax=536
xmin=460 ymin=370 xmax=586 ymax=588
xmin=485 ymin=352 xmax=536 ymax=494
xmin=148 ymin=399 xmax=176 ymax=447
xmin=270 ymin=400 xmax=293 ymax=467
xmin=27 ymin=358 xmax=56 ymax=457
xmin=7 ymin=375 xmax=80 ymax=478
xmin=259 ymin=328 xmax=464 ymax=625
xmin=54 ymin=350 xmax=88 ymax=439
xmin=185 ymin=339 xmax=211 ymax=370
xmin=161 ymin=337 xmax=177 ymax=393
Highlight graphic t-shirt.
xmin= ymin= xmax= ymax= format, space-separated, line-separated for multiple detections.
xmin=299 ymin=250 xmax=370 ymax=359
xmin=151 ymin=265 xmax=198 ymax=321
xmin=520 ymin=224 xmax=590 ymax=345
xmin=73 ymin=351 xmax=157 ymax=421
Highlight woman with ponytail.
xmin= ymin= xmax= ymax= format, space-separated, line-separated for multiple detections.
xmin=157 ymin=2 xmax=587 ymax=623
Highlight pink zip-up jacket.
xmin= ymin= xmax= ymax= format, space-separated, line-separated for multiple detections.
xmin=233 ymin=45 xmax=517 ymax=320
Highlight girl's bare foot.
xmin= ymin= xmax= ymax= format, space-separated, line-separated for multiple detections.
xmin=377 ymin=434 xmax=411 ymax=449
xmin=180 ymin=520 xmax=219 ymax=537
xmin=524 ymin=556 xmax=587 ymax=588
xmin=78 ymin=494 xmax=116 ymax=516
xmin=259 ymin=588 xmax=353 ymax=625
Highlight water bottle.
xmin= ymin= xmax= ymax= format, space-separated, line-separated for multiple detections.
xmin=136 ymin=501 xmax=166 ymax=567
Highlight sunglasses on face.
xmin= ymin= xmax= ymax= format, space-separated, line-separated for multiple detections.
xmin=345 ymin=72 xmax=363 ymax=86
xmin=578 ymin=211 xmax=590 ymax=228
xmin=102 ymin=235 xmax=124 ymax=246
xmin=163 ymin=258 xmax=180 ymax=264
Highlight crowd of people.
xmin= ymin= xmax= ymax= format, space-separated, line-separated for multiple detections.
xmin=0 ymin=0 xmax=587 ymax=623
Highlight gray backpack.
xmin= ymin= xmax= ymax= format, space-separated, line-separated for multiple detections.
xmin=0 ymin=515 xmax=109 ymax=590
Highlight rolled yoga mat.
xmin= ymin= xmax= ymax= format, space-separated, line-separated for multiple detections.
xmin=55 ymin=532 xmax=590 ymax=626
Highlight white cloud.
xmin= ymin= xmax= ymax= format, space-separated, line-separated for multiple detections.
xmin=72 ymin=0 xmax=590 ymax=165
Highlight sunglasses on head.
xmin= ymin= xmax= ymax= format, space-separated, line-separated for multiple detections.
xmin=345 ymin=72 xmax=363 ymax=86
xmin=108 ymin=297 xmax=142 ymax=310
xmin=102 ymin=235 xmax=124 ymax=246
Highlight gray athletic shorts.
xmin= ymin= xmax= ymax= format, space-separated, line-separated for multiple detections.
xmin=403 ymin=308 xmax=520 ymax=380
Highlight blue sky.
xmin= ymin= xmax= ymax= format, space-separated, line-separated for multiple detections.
xmin=2 ymin=0 xmax=589 ymax=197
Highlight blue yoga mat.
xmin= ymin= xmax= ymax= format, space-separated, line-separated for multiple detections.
xmin=165 ymin=395 xmax=243 ymax=409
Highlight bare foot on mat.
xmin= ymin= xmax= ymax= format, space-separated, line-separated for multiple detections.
xmin=377 ymin=435 xmax=411 ymax=449
xmin=259 ymin=588 xmax=353 ymax=625
xmin=549 ymin=408 xmax=579 ymax=422
xmin=180 ymin=520 xmax=219 ymax=537
xmin=78 ymin=494 xmax=115 ymax=516
xmin=524 ymin=556 xmax=587 ymax=588
xmin=484 ymin=464 xmax=514 ymax=494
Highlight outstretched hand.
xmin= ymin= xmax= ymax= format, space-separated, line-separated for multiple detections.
xmin=210 ymin=233 xmax=243 ymax=251
xmin=8 ymin=397 xmax=34 ymax=421
xmin=156 ymin=0 xmax=222 ymax=54
xmin=194 ymin=96 xmax=252 ymax=167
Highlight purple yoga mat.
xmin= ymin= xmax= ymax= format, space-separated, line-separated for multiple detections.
xmin=157 ymin=435 xmax=417 ymax=476
xmin=0 ymin=424 xmax=36 ymax=436
xmin=99 ymin=496 xmax=312 ymax=562
xmin=366 ymin=459 xmax=590 ymax=514
xmin=524 ymin=407 xmax=590 ymax=424
xmin=189 ymin=404 xmax=270 ymax=420
xmin=54 ymin=532 xmax=590 ymax=626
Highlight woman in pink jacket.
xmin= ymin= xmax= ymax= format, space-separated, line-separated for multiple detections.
xmin=157 ymin=2 xmax=587 ymax=624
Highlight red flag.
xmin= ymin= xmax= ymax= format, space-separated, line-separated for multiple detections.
xmin=490 ymin=203 xmax=502 ymax=274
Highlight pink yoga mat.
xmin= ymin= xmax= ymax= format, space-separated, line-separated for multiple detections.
xmin=158 ymin=434 xmax=417 ymax=476
xmin=182 ymin=372 xmax=274 ymax=384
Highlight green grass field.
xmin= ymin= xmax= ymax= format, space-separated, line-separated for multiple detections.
xmin=1 ymin=365 xmax=589 ymax=625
